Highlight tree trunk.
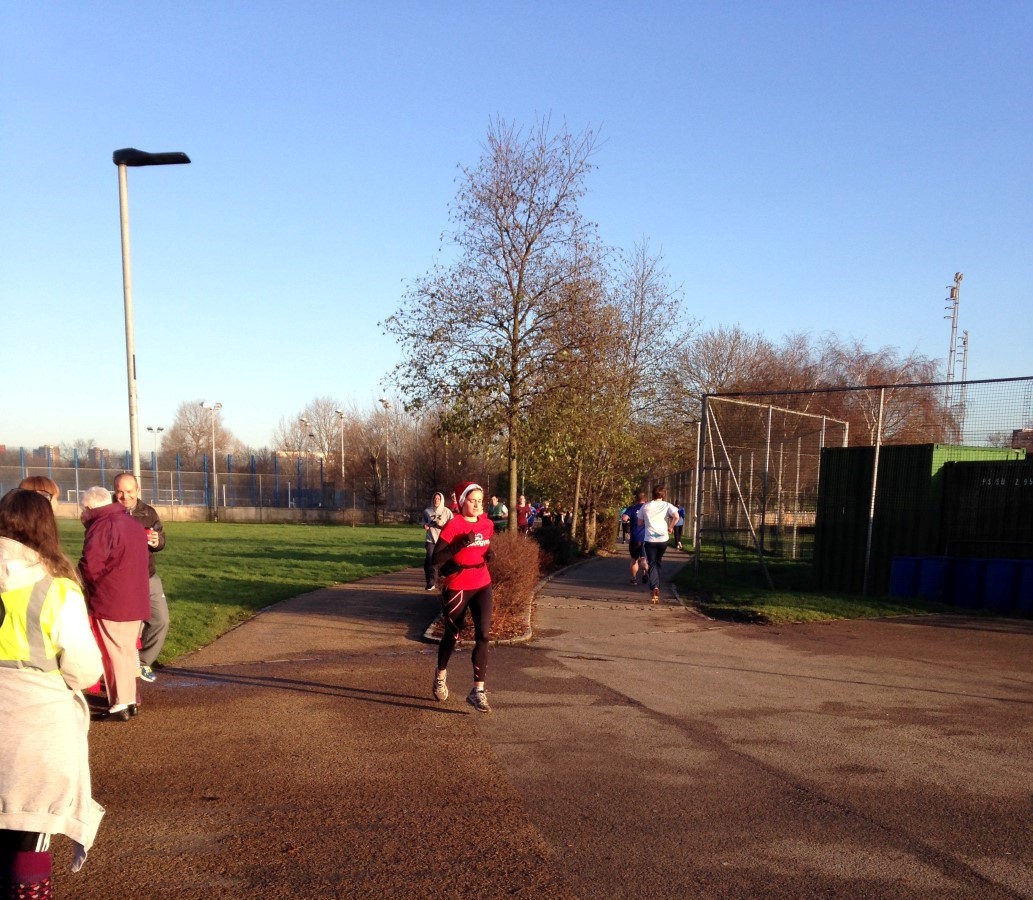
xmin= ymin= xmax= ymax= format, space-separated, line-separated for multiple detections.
xmin=571 ymin=455 xmax=583 ymax=543
xmin=587 ymin=508 xmax=599 ymax=551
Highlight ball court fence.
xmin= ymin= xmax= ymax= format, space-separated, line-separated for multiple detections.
xmin=1 ymin=450 xmax=375 ymax=513
xmin=660 ymin=376 xmax=1033 ymax=601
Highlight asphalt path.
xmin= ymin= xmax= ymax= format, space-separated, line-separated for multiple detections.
xmin=55 ymin=549 xmax=1033 ymax=898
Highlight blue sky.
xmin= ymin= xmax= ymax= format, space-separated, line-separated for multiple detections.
xmin=2 ymin=2 xmax=1030 ymax=452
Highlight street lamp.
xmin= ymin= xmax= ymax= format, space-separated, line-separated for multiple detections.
xmin=335 ymin=409 xmax=346 ymax=479
xmin=378 ymin=398 xmax=392 ymax=508
xmin=114 ymin=147 xmax=191 ymax=480
xmin=200 ymin=402 xmax=222 ymax=519
xmin=297 ymin=417 xmax=310 ymax=508
xmin=147 ymin=425 xmax=164 ymax=503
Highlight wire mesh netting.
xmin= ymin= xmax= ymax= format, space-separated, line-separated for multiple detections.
xmin=666 ymin=377 xmax=1033 ymax=602
xmin=0 ymin=455 xmax=353 ymax=511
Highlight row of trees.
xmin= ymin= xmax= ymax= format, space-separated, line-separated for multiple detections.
xmin=382 ymin=118 xmax=698 ymax=546
xmin=382 ymin=117 xmax=950 ymax=547
xmin=46 ymin=119 xmax=952 ymax=542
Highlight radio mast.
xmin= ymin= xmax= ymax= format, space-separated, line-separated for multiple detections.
xmin=944 ymin=272 xmax=963 ymax=411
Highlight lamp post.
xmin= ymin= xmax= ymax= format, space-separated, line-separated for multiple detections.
xmin=146 ymin=425 xmax=164 ymax=503
xmin=335 ymin=409 xmax=346 ymax=479
xmin=298 ymin=417 xmax=310 ymax=508
xmin=200 ymin=402 xmax=222 ymax=520
xmin=114 ymin=147 xmax=191 ymax=480
xmin=378 ymin=398 xmax=392 ymax=509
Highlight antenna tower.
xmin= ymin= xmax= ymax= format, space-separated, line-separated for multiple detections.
xmin=944 ymin=272 xmax=963 ymax=408
xmin=957 ymin=329 xmax=969 ymax=436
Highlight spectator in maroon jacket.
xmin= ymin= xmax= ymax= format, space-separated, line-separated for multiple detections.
xmin=78 ymin=486 xmax=150 ymax=721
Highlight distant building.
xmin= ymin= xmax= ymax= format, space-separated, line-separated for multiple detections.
xmin=273 ymin=449 xmax=325 ymax=461
xmin=31 ymin=445 xmax=61 ymax=464
xmin=87 ymin=447 xmax=110 ymax=466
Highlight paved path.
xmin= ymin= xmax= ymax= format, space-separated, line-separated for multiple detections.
xmin=59 ymin=550 xmax=1033 ymax=898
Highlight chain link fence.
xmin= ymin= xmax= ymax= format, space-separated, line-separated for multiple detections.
xmin=0 ymin=452 xmax=371 ymax=512
xmin=663 ymin=376 xmax=1033 ymax=605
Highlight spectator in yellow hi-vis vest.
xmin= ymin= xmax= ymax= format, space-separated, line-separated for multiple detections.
xmin=0 ymin=489 xmax=105 ymax=895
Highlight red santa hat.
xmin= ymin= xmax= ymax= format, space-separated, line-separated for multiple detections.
xmin=454 ymin=481 xmax=482 ymax=508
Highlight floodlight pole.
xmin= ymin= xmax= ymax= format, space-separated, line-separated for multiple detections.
xmin=336 ymin=409 xmax=346 ymax=478
xmin=114 ymin=147 xmax=190 ymax=480
xmin=201 ymin=401 xmax=222 ymax=520
xmin=379 ymin=398 xmax=392 ymax=508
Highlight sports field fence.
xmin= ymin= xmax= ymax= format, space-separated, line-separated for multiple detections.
xmin=659 ymin=376 xmax=1033 ymax=599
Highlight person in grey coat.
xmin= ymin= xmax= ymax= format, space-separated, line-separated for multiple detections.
xmin=421 ymin=492 xmax=453 ymax=590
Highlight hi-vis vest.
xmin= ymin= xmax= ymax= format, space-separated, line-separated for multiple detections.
xmin=0 ymin=576 xmax=62 ymax=675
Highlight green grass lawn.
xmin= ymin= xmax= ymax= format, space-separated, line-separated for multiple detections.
xmin=674 ymin=542 xmax=961 ymax=624
xmin=59 ymin=520 xmax=425 ymax=662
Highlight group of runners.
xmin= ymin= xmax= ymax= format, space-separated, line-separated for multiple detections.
xmin=620 ymin=486 xmax=683 ymax=603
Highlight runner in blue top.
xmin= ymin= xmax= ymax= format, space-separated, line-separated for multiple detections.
xmin=621 ymin=491 xmax=648 ymax=585
xmin=674 ymin=503 xmax=686 ymax=550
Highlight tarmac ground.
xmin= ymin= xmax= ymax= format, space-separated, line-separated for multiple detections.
xmin=57 ymin=548 xmax=1033 ymax=899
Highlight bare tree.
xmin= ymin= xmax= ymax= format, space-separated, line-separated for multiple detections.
xmin=59 ymin=437 xmax=98 ymax=460
xmin=687 ymin=332 xmax=947 ymax=446
xmin=611 ymin=241 xmax=695 ymax=419
xmin=680 ymin=326 xmax=774 ymax=400
xmin=348 ymin=407 xmax=389 ymax=522
xmin=271 ymin=416 xmax=309 ymax=455
xmin=301 ymin=396 xmax=346 ymax=460
xmin=815 ymin=338 xmax=943 ymax=444
xmin=163 ymin=401 xmax=240 ymax=465
xmin=384 ymin=116 xmax=601 ymax=524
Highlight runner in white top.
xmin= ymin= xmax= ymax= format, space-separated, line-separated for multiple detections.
xmin=636 ymin=486 xmax=680 ymax=603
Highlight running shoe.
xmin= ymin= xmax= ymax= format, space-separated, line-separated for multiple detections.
xmin=432 ymin=672 xmax=448 ymax=702
xmin=466 ymin=687 xmax=491 ymax=713
xmin=651 ymin=587 xmax=661 ymax=604
xmin=139 ymin=665 xmax=157 ymax=683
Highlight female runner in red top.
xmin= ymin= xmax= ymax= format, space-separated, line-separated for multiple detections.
xmin=430 ymin=482 xmax=494 ymax=712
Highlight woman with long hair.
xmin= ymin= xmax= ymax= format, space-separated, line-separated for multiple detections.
xmin=0 ymin=489 xmax=104 ymax=897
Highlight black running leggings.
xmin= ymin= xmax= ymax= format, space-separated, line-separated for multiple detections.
xmin=438 ymin=584 xmax=494 ymax=682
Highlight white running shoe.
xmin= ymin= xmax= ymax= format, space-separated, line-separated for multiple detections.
xmin=432 ymin=672 xmax=448 ymax=702
xmin=466 ymin=687 xmax=491 ymax=713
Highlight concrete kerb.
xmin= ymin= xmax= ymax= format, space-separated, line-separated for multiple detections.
xmin=174 ymin=548 xmax=697 ymax=670
xmin=169 ymin=587 xmax=336 ymax=668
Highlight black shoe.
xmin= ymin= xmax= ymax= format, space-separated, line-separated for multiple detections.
xmin=100 ymin=708 xmax=132 ymax=722
xmin=128 ymin=703 xmax=139 ymax=717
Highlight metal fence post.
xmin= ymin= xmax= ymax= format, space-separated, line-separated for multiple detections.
xmin=862 ymin=388 xmax=885 ymax=597
xmin=692 ymin=396 xmax=708 ymax=566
